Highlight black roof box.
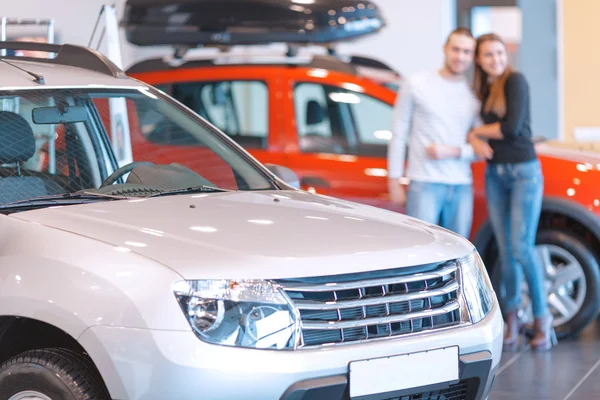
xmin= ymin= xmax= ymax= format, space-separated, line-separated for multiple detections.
xmin=121 ymin=0 xmax=386 ymax=47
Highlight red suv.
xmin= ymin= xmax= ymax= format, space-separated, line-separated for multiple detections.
xmin=122 ymin=0 xmax=600 ymax=339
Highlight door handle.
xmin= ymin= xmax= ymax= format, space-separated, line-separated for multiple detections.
xmin=301 ymin=176 xmax=331 ymax=189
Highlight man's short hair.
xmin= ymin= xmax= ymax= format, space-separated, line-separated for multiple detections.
xmin=445 ymin=27 xmax=474 ymax=44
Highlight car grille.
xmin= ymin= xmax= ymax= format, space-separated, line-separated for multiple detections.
xmin=280 ymin=260 xmax=462 ymax=347
xmin=382 ymin=379 xmax=474 ymax=400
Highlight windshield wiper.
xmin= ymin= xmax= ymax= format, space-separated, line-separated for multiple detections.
xmin=148 ymin=185 xmax=232 ymax=198
xmin=0 ymin=192 xmax=129 ymax=210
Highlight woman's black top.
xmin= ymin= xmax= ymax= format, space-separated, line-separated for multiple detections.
xmin=480 ymin=71 xmax=537 ymax=164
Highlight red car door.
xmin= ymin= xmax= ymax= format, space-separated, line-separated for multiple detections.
xmin=279 ymin=68 xmax=402 ymax=212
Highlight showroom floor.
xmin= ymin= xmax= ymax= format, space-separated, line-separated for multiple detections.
xmin=490 ymin=320 xmax=600 ymax=399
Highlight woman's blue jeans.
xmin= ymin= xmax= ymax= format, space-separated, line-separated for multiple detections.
xmin=485 ymin=159 xmax=550 ymax=318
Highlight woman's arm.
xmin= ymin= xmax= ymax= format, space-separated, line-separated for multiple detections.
xmin=469 ymin=72 xmax=530 ymax=141
xmin=468 ymin=122 xmax=503 ymax=141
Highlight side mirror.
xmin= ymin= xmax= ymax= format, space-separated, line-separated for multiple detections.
xmin=264 ymin=164 xmax=300 ymax=189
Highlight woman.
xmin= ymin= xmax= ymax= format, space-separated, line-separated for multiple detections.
xmin=468 ymin=33 xmax=553 ymax=351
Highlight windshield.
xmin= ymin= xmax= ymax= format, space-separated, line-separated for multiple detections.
xmin=0 ymin=87 xmax=275 ymax=208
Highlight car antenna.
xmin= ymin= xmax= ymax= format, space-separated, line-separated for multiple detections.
xmin=0 ymin=58 xmax=45 ymax=85
xmin=88 ymin=5 xmax=107 ymax=50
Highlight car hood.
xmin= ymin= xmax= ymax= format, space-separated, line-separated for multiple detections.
xmin=13 ymin=191 xmax=473 ymax=279
xmin=537 ymin=142 xmax=600 ymax=165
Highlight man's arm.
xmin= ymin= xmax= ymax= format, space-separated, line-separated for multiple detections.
xmin=464 ymin=114 xmax=494 ymax=160
xmin=387 ymin=80 xmax=414 ymax=181
xmin=387 ymin=80 xmax=414 ymax=206
xmin=425 ymin=144 xmax=462 ymax=160
xmin=426 ymin=98 xmax=484 ymax=161
xmin=427 ymin=117 xmax=493 ymax=161
xmin=458 ymin=112 xmax=484 ymax=161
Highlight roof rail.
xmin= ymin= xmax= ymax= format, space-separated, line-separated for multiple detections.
xmin=347 ymin=55 xmax=398 ymax=75
xmin=0 ymin=41 xmax=126 ymax=78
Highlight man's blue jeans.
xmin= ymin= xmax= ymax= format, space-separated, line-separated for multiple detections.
xmin=485 ymin=159 xmax=549 ymax=318
xmin=405 ymin=180 xmax=473 ymax=239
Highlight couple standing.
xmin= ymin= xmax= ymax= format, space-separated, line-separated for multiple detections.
xmin=387 ymin=28 xmax=553 ymax=351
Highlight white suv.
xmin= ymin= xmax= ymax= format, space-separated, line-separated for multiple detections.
xmin=0 ymin=41 xmax=502 ymax=400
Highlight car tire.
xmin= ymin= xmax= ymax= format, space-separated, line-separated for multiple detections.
xmin=534 ymin=230 xmax=600 ymax=339
xmin=0 ymin=348 xmax=110 ymax=400
xmin=491 ymin=229 xmax=600 ymax=340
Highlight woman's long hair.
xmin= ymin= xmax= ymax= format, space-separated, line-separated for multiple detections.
xmin=474 ymin=33 xmax=512 ymax=118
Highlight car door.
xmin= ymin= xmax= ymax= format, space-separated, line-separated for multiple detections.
xmin=281 ymin=70 xmax=401 ymax=212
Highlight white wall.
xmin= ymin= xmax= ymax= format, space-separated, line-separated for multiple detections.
xmin=2 ymin=0 xmax=143 ymax=68
xmin=1 ymin=0 xmax=112 ymax=45
xmin=338 ymin=0 xmax=456 ymax=76
xmin=1 ymin=0 xmax=455 ymax=76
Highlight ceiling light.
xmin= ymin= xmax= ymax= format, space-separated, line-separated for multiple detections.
xmin=248 ymin=220 xmax=274 ymax=225
xmin=190 ymin=226 xmax=218 ymax=233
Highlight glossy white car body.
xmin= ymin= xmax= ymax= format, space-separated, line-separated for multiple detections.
xmin=0 ymin=45 xmax=502 ymax=400
xmin=0 ymin=190 xmax=503 ymax=399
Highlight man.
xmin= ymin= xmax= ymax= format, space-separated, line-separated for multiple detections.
xmin=387 ymin=27 xmax=492 ymax=238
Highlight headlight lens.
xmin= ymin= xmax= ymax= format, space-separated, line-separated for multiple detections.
xmin=172 ymin=279 xmax=301 ymax=350
xmin=459 ymin=250 xmax=495 ymax=324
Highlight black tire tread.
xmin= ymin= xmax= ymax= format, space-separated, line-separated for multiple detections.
xmin=0 ymin=348 xmax=109 ymax=400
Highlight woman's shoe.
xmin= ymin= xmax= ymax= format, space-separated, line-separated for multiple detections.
xmin=530 ymin=316 xmax=556 ymax=351
xmin=503 ymin=310 xmax=523 ymax=351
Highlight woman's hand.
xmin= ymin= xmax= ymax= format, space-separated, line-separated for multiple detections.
xmin=470 ymin=136 xmax=494 ymax=160
xmin=468 ymin=122 xmax=503 ymax=141
xmin=467 ymin=129 xmax=479 ymax=143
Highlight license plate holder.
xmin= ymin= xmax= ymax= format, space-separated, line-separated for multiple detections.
xmin=349 ymin=346 xmax=460 ymax=399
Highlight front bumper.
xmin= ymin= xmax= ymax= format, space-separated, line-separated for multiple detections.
xmin=79 ymin=302 xmax=502 ymax=400
xmin=280 ymin=350 xmax=497 ymax=400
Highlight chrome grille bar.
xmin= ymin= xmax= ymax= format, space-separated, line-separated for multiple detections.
xmin=301 ymin=300 xmax=460 ymax=330
xmin=283 ymin=260 xmax=463 ymax=347
xmin=294 ymin=280 xmax=458 ymax=311
xmin=281 ymin=263 xmax=457 ymax=292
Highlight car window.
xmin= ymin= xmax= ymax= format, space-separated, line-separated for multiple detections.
xmin=128 ymin=98 xmax=205 ymax=147
xmin=350 ymin=93 xmax=392 ymax=146
xmin=0 ymin=87 xmax=275 ymax=208
xmin=166 ymin=80 xmax=268 ymax=149
xmin=0 ymin=93 xmax=109 ymax=204
xmin=293 ymin=83 xmax=351 ymax=154
xmin=293 ymin=82 xmax=391 ymax=157
xmin=91 ymin=90 xmax=273 ymax=191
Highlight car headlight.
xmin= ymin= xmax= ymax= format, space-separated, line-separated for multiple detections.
xmin=458 ymin=250 xmax=495 ymax=324
xmin=172 ymin=279 xmax=301 ymax=350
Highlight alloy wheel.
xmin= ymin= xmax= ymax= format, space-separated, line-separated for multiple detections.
xmin=519 ymin=244 xmax=587 ymax=327
xmin=9 ymin=392 xmax=53 ymax=400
